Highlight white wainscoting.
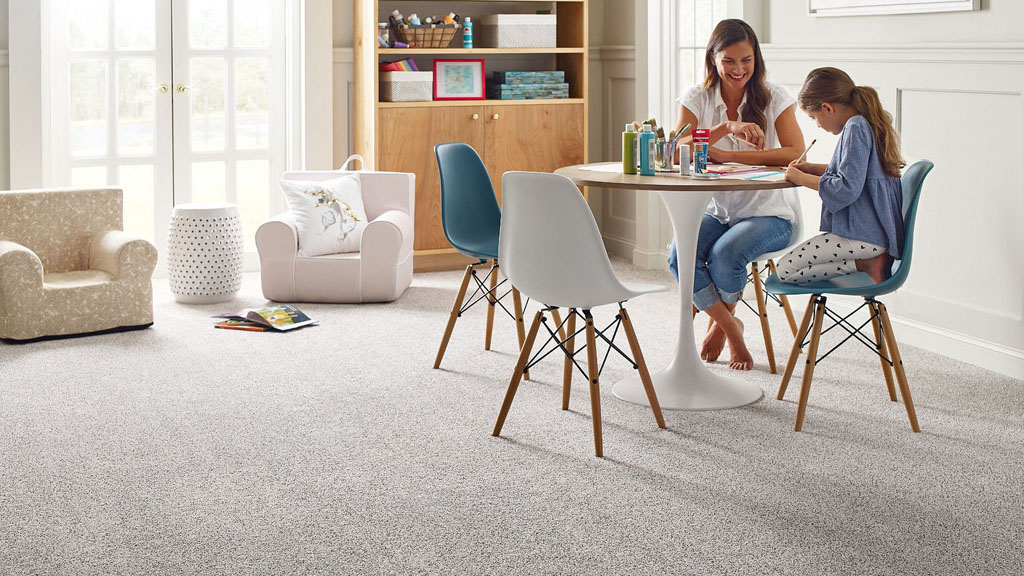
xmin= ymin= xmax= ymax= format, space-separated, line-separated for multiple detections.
xmin=764 ymin=43 xmax=1024 ymax=379
xmin=333 ymin=47 xmax=354 ymax=169
xmin=0 ymin=50 xmax=9 ymax=190
xmin=589 ymin=46 xmax=641 ymax=261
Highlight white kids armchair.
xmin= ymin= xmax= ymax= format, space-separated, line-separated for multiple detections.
xmin=255 ymin=164 xmax=415 ymax=304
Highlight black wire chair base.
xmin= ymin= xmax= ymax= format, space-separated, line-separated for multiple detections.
xmin=523 ymin=306 xmax=638 ymax=380
xmin=458 ymin=260 xmax=527 ymax=321
xmin=799 ymin=296 xmax=893 ymax=369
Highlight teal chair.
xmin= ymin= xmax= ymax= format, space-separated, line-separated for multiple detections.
xmin=432 ymin=143 xmax=563 ymax=373
xmin=764 ymin=160 xmax=933 ymax=432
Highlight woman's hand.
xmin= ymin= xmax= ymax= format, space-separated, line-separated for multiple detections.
xmin=725 ymin=121 xmax=765 ymax=150
xmin=708 ymin=147 xmax=732 ymax=164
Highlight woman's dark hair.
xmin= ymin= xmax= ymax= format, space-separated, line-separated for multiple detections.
xmin=798 ymin=67 xmax=904 ymax=178
xmin=703 ymin=19 xmax=769 ymax=133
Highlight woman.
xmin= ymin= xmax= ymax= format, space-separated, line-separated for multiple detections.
xmin=668 ymin=19 xmax=805 ymax=371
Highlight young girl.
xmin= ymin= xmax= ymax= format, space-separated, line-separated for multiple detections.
xmin=779 ymin=67 xmax=905 ymax=285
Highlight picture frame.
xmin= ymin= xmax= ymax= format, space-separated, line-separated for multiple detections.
xmin=808 ymin=0 xmax=979 ymax=17
xmin=433 ymin=59 xmax=486 ymax=101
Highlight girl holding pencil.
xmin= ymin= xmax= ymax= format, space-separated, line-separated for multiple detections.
xmin=779 ymin=67 xmax=905 ymax=285
xmin=667 ymin=19 xmax=806 ymax=371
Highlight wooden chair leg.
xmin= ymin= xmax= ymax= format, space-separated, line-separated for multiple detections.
xmin=484 ymin=261 xmax=499 ymax=351
xmin=750 ymin=261 xmax=777 ymax=374
xmin=561 ymin=309 xmax=577 ymax=410
xmin=768 ymin=260 xmax=798 ymax=335
xmin=434 ymin=264 xmax=474 ymax=369
xmin=869 ymin=301 xmax=898 ymax=402
xmin=794 ymin=296 xmax=826 ymax=432
xmin=877 ymin=303 xmax=921 ymax=432
xmin=584 ymin=311 xmax=604 ymax=458
xmin=619 ymin=307 xmax=666 ymax=429
xmin=492 ymin=310 xmax=545 ymax=437
xmin=778 ymin=295 xmax=815 ymax=400
xmin=511 ymin=285 xmax=530 ymax=381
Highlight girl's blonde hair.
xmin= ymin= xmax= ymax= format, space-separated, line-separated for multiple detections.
xmin=797 ymin=67 xmax=904 ymax=178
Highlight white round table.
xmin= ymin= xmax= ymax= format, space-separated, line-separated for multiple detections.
xmin=555 ymin=163 xmax=798 ymax=410
xmin=167 ymin=203 xmax=244 ymax=304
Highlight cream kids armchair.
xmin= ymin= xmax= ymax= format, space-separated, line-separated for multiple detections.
xmin=256 ymin=167 xmax=414 ymax=303
xmin=0 ymin=188 xmax=158 ymax=342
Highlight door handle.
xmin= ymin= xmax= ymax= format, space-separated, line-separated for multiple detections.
xmin=176 ymin=84 xmax=191 ymax=93
xmin=157 ymin=84 xmax=169 ymax=94
xmin=471 ymin=113 xmax=479 ymax=120
xmin=492 ymin=113 xmax=500 ymax=120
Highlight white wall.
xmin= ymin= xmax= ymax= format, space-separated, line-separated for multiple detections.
xmin=766 ymin=0 xmax=1024 ymax=44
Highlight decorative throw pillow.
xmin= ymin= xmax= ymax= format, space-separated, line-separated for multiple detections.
xmin=280 ymin=175 xmax=368 ymax=256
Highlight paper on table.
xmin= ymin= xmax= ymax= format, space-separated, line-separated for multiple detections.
xmin=716 ymin=169 xmax=787 ymax=182
xmin=579 ymin=163 xmax=624 ymax=173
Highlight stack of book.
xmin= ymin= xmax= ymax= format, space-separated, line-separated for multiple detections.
xmin=487 ymin=71 xmax=569 ymax=100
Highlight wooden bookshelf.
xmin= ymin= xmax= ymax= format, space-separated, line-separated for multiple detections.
xmin=353 ymin=0 xmax=588 ymax=271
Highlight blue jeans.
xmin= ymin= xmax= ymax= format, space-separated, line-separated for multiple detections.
xmin=668 ymin=215 xmax=793 ymax=311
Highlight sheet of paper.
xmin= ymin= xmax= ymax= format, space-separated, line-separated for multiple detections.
xmin=579 ymin=163 xmax=624 ymax=173
xmin=716 ymin=169 xmax=787 ymax=182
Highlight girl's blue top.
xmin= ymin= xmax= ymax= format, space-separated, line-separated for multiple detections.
xmin=818 ymin=115 xmax=905 ymax=259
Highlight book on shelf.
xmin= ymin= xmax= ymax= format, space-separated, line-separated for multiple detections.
xmin=213 ymin=304 xmax=317 ymax=332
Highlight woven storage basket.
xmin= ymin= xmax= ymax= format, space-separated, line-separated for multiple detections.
xmin=380 ymin=71 xmax=433 ymax=102
xmin=392 ymin=24 xmax=458 ymax=48
xmin=478 ymin=14 xmax=556 ymax=48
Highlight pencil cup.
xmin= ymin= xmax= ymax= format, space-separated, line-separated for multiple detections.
xmin=655 ymin=141 xmax=676 ymax=172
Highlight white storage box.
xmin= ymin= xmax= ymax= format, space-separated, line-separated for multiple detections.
xmin=380 ymin=71 xmax=433 ymax=102
xmin=478 ymin=14 xmax=557 ymax=49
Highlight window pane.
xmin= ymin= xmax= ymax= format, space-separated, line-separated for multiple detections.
xmin=119 ymin=165 xmax=156 ymax=243
xmin=236 ymin=159 xmax=269 ymax=251
xmin=71 ymin=60 xmax=108 ymax=156
xmin=678 ymin=48 xmax=697 ymax=97
xmin=234 ymin=0 xmax=270 ymax=48
xmin=114 ymin=0 xmax=155 ymax=50
xmin=190 ymin=0 xmax=228 ymax=49
xmin=71 ymin=166 xmax=109 ymax=188
xmin=677 ymin=0 xmax=695 ymax=47
xmin=713 ymin=0 xmax=728 ymax=23
xmin=70 ymin=0 xmax=109 ymax=51
xmin=192 ymin=162 xmax=226 ymax=204
xmin=695 ymin=0 xmax=714 ymax=48
xmin=118 ymin=59 xmax=156 ymax=155
xmin=235 ymin=58 xmax=269 ymax=149
xmin=190 ymin=58 xmax=227 ymax=151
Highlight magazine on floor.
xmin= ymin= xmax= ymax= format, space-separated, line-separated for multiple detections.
xmin=213 ymin=304 xmax=317 ymax=332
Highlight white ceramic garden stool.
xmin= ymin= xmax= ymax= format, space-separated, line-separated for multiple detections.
xmin=167 ymin=203 xmax=244 ymax=304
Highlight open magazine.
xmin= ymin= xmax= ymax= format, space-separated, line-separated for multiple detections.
xmin=213 ymin=304 xmax=317 ymax=332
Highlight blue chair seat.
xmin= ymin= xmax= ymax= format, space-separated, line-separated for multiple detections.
xmin=764 ymin=270 xmax=887 ymax=298
xmin=450 ymin=236 xmax=498 ymax=261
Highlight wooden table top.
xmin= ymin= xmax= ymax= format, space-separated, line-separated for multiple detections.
xmin=556 ymin=162 xmax=798 ymax=192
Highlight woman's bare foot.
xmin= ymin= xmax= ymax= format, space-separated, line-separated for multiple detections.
xmin=721 ymin=316 xmax=754 ymax=371
xmin=701 ymin=320 xmax=727 ymax=362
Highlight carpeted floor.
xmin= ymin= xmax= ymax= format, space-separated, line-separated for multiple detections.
xmin=1 ymin=260 xmax=1022 ymax=575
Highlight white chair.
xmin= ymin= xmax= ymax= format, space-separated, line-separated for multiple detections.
xmin=491 ymin=172 xmax=667 ymax=458
xmin=708 ymin=188 xmax=804 ymax=373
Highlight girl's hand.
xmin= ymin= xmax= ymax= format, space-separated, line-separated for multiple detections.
xmin=726 ymin=121 xmax=765 ymax=150
xmin=788 ymin=161 xmax=814 ymax=172
xmin=785 ymin=165 xmax=805 ymax=183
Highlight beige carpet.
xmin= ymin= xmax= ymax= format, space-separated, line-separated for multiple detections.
xmin=1 ymin=260 xmax=1022 ymax=575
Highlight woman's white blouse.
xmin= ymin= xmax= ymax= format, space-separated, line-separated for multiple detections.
xmin=678 ymin=81 xmax=796 ymax=223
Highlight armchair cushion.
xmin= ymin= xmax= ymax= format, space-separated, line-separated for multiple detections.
xmin=280 ymin=175 xmax=368 ymax=257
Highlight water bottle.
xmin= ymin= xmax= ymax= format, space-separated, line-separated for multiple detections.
xmin=462 ymin=17 xmax=473 ymax=49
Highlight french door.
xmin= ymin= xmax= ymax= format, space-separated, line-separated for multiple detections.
xmin=53 ymin=0 xmax=286 ymax=258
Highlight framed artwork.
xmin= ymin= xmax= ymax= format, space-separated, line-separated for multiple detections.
xmin=433 ymin=59 xmax=486 ymax=101
xmin=808 ymin=0 xmax=979 ymax=17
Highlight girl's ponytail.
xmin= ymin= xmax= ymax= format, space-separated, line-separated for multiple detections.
xmin=798 ymin=67 xmax=904 ymax=178
xmin=851 ymin=85 xmax=904 ymax=178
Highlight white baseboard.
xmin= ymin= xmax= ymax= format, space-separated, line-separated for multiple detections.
xmin=826 ymin=299 xmax=1024 ymax=381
